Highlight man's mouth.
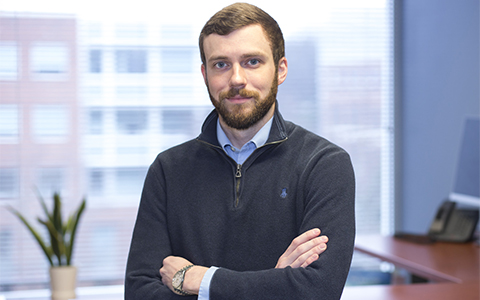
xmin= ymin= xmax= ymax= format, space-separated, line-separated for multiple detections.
xmin=221 ymin=88 xmax=258 ymax=103
xmin=226 ymin=95 xmax=252 ymax=102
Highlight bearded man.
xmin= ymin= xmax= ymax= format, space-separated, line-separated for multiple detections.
xmin=125 ymin=3 xmax=355 ymax=300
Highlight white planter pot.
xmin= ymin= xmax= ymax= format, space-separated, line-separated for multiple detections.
xmin=49 ymin=266 xmax=77 ymax=300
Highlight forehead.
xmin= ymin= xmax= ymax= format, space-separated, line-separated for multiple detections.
xmin=203 ymin=24 xmax=273 ymax=62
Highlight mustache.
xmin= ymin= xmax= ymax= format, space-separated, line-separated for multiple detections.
xmin=220 ymin=87 xmax=259 ymax=100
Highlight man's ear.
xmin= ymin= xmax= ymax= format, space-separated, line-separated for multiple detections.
xmin=277 ymin=57 xmax=288 ymax=85
xmin=201 ymin=64 xmax=207 ymax=85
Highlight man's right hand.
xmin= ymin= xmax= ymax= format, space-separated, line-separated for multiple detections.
xmin=275 ymin=228 xmax=328 ymax=269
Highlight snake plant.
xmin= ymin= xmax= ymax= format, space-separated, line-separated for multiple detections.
xmin=8 ymin=192 xmax=86 ymax=266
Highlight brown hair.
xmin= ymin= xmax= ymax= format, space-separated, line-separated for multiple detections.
xmin=199 ymin=2 xmax=285 ymax=67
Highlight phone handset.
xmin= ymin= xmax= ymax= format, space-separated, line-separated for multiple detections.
xmin=428 ymin=200 xmax=456 ymax=235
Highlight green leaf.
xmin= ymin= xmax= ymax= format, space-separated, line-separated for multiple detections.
xmin=38 ymin=218 xmax=64 ymax=265
xmin=66 ymin=198 xmax=86 ymax=265
xmin=8 ymin=207 xmax=54 ymax=266
xmin=53 ymin=193 xmax=63 ymax=235
xmin=8 ymin=192 xmax=87 ymax=267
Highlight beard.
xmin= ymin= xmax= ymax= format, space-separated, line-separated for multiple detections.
xmin=208 ymin=76 xmax=278 ymax=130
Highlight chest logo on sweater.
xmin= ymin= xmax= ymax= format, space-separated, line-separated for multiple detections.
xmin=280 ymin=188 xmax=288 ymax=199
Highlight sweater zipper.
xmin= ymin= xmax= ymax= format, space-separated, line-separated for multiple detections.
xmin=232 ymin=139 xmax=286 ymax=208
xmin=198 ymin=137 xmax=287 ymax=208
xmin=235 ymin=164 xmax=242 ymax=208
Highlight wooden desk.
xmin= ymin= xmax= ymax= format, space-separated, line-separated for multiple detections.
xmin=354 ymin=234 xmax=479 ymax=283
xmin=342 ymin=235 xmax=480 ymax=300
xmin=342 ymin=281 xmax=479 ymax=300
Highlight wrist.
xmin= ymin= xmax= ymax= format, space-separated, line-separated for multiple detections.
xmin=183 ymin=265 xmax=209 ymax=295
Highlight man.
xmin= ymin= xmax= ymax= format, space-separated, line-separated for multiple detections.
xmin=125 ymin=3 xmax=355 ymax=299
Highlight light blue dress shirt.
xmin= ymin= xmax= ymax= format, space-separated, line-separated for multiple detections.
xmin=197 ymin=117 xmax=273 ymax=300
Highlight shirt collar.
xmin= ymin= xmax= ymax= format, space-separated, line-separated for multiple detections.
xmin=217 ymin=116 xmax=273 ymax=150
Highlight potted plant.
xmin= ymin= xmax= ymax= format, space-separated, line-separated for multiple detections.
xmin=8 ymin=192 xmax=86 ymax=300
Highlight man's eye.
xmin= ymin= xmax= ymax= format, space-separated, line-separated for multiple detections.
xmin=248 ymin=59 xmax=260 ymax=66
xmin=214 ymin=62 xmax=227 ymax=69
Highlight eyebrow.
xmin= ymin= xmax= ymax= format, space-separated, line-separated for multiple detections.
xmin=207 ymin=52 xmax=268 ymax=63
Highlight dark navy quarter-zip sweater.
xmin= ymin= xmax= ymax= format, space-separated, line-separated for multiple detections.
xmin=125 ymin=103 xmax=356 ymax=300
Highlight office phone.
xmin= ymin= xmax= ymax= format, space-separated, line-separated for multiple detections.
xmin=427 ymin=200 xmax=479 ymax=243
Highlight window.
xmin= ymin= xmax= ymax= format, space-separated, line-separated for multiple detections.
xmin=0 ymin=43 xmax=18 ymax=80
xmin=89 ymin=49 xmax=102 ymax=73
xmin=37 ymin=167 xmax=65 ymax=197
xmin=0 ymin=0 xmax=394 ymax=291
xmin=115 ymin=49 xmax=147 ymax=73
xmin=0 ymin=104 xmax=19 ymax=140
xmin=88 ymin=168 xmax=104 ymax=196
xmin=116 ymin=110 xmax=148 ymax=134
xmin=32 ymin=105 xmax=69 ymax=138
xmin=161 ymin=108 xmax=193 ymax=135
xmin=0 ymin=230 xmax=14 ymax=279
xmin=0 ymin=168 xmax=19 ymax=198
xmin=31 ymin=43 xmax=68 ymax=75
xmin=88 ymin=110 xmax=104 ymax=135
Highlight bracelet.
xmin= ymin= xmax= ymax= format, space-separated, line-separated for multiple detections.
xmin=172 ymin=264 xmax=195 ymax=296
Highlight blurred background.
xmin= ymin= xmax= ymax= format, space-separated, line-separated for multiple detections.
xmin=0 ymin=0 xmax=478 ymax=294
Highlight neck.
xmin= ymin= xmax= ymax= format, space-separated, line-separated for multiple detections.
xmin=219 ymin=104 xmax=275 ymax=149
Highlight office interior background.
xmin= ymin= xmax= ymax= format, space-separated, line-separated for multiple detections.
xmin=0 ymin=0 xmax=478 ymax=293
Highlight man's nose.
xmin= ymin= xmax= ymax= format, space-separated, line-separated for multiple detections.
xmin=229 ymin=64 xmax=247 ymax=87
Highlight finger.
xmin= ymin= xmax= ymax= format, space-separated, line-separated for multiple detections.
xmin=276 ymin=233 xmax=327 ymax=268
xmin=294 ymin=242 xmax=327 ymax=268
xmin=300 ymin=253 xmax=319 ymax=268
xmin=290 ymin=235 xmax=327 ymax=259
xmin=283 ymin=228 xmax=321 ymax=257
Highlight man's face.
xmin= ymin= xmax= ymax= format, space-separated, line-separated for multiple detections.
xmin=201 ymin=24 xmax=287 ymax=130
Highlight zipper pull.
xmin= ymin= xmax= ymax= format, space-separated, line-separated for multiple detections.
xmin=235 ymin=164 xmax=242 ymax=178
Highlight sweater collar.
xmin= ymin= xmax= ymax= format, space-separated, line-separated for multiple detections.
xmin=198 ymin=100 xmax=288 ymax=147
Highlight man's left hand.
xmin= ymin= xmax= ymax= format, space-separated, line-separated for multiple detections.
xmin=160 ymin=256 xmax=208 ymax=295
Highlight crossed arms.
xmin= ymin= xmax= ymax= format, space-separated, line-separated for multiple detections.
xmin=160 ymin=228 xmax=329 ymax=295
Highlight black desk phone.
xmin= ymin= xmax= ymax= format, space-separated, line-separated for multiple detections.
xmin=427 ymin=200 xmax=479 ymax=243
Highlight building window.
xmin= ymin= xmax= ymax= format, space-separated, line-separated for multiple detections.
xmin=89 ymin=110 xmax=104 ymax=135
xmin=0 ymin=230 xmax=14 ymax=278
xmin=31 ymin=43 xmax=68 ymax=74
xmin=37 ymin=167 xmax=65 ymax=197
xmin=0 ymin=168 xmax=19 ymax=199
xmin=161 ymin=47 xmax=194 ymax=73
xmin=88 ymin=168 xmax=104 ymax=196
xmin=0 ymin=104 xmax=20 ymax=140
xmin=0 ymin=43 xmax=18 ymax=80
xmin=32 ymin=105 xmax=69 ymax=138
xmin=116 ymin=110 xmax=148 ymax=134
xmin=161 ymin=108 xmax=193 ymax=135
xmin=89 ymin=49 xmax=102 ymax=73
xmin=115 ymin=49 xmax=147 ymax=73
